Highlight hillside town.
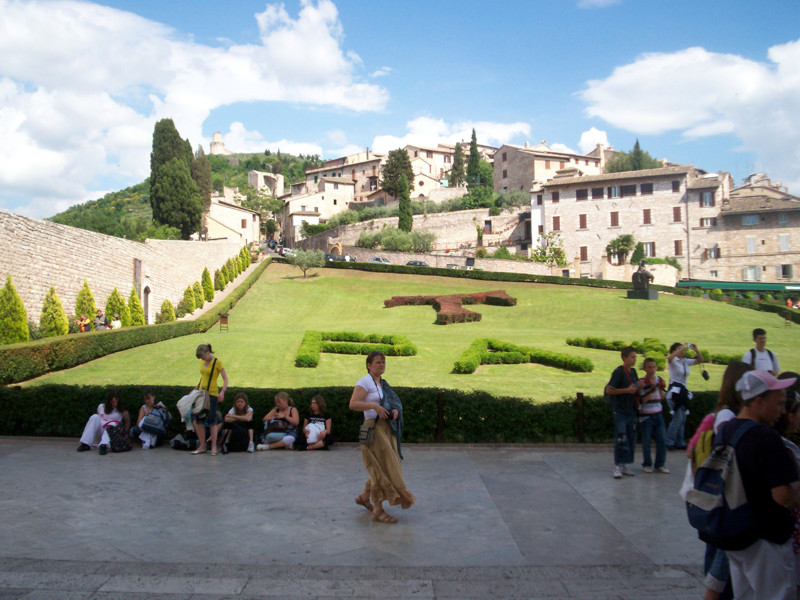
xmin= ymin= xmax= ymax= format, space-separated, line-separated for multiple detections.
xmin=207 ymin=131 xmax=800 ymax=288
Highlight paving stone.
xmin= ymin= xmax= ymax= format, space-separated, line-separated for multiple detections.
xmin=98 ymin=575 xmax=247 ymax=596
xmin=241 ymin=578 xmax=433 ymax=598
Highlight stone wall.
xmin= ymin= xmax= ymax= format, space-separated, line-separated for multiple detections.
xmin=299 ymin=208 xmax=525 ymax=253
xmin=0 ymin=210 xmax=243 ymax=325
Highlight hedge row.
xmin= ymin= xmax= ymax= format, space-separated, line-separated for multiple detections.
xmin=566 ymin=335 xmax=738 ymax=367
xmin=295 ymin=331 xmax=418 ymax=368
xmin=453 ymin=338 xmax=594 ymax=374
xmin=384 ymin=290 xmax=517 ymax=325
xmin=0 ymin=259 xmax=271 ymax=385
xmin=0 ymin=384 xmax=722 ymax=444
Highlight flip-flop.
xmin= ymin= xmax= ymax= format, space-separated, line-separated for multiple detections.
xmin=355 ymin=496 xmax=373 ymax=512
xmin=371 ymin=510 xmax=397 ymax=524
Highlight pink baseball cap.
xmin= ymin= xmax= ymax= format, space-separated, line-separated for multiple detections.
xmin=736 ymin=370 xmax=797 ymax=401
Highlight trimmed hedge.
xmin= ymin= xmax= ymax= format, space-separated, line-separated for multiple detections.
xmin=566 ymin=336 xmax=735 ymax=367
xmin=0 ymin=383 xmax=720 ymax=444
xmin=385 ymin=290 xmax=516 ymax=325
xmin=0 ymin=259 xmax=271 ymax=385
xmin=295 ymin=330 xmax=418 ymax=368
xmin=453 ymin=338 xmax=594 ymax=374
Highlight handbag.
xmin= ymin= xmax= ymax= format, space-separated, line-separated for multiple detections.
xmin=197 ymin=358 xmax=218 ymax=417
xmin=358 ymin=422 xmax=375 ymax=446
xmin=105 ymin=424 xmax=132 ymax=452
xmin=141 ymin=406 xmax=171 ymax=436
xmin=265 ymin=419 xmax=289 ymax=435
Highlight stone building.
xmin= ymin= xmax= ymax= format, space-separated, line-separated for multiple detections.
xmin=539 ymin=165 xmax=742 ymax=280
xmin=209 ymin=131 xmax=234 ymax=156
xmin=283 ymin=177 xmax=355 ymax=246
xmin=303 ymin=151 xmax=386 ymax=205
xmin=0 ymin=210 xmax=243 ymax=326
xmin=247 ymin=170 xmax=284 ymax=197
xmin=715 ymin=174 xmax=800 ymax=283
xmin=493 ymin=141 xmax=606 ymax=197
xmin=204 ymin=196 xmax=261 ymax=245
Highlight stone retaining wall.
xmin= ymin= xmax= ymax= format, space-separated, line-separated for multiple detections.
xmin=0 ymin=210 xmax=243 ymax=325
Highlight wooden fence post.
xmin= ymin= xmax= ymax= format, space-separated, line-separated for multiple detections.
xmin=576 ymin=392 xmax=585 ymax=443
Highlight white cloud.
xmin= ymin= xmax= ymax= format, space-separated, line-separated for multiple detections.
xmin=578 ymin=127 xmax=609 ymax=154
xmin=222 ymin=122 xmax=322 ymax=157
xmin=551 ymin=143 xmax=578 ymax=155
xmin=371 ymin=117 xmax=530 ymax=153
xmin=0 ymin=0 xmax=387 ymax=216
xmin=577 ymin=0 xmax=622 ymax=8
xmin=580 ymin=41 xmax=800 ymax=190
xmin=371 ymin=67 xmax=392 ymax=78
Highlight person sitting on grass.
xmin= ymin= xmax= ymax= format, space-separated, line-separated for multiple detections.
xmin=303 ymin=395 xmax=333 ymax=450
xmin=221 ymin=392 xmax=255 ymax=454
xmin=256 ymin=392 xmax=299 ymax=451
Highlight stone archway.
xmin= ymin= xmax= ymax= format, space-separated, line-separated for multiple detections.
xmin=329 ymin=242 xmax=343 ymax=255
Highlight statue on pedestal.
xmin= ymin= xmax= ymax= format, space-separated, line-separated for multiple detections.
xmin=632 ymin=260 xmax=654 ymax=290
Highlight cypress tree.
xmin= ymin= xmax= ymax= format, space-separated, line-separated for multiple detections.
xmin=128 ymin=287 xmax=145 ymax=326
xmin=380 ymin=148 xmax=415 ymax=198
xmin=202 ymin=267 xmax=215 ymax=301
xmin=0 ymin=275 xmax=29 ymax=345
xmin=39 ymin=285 xmax=69 ymax=338
xmin=214 ymin=269 xmax=224 ymax=291
xmin=105 ymin=287 xmax=131 ymax=326
xmin=397 ymin=174 xmax=412 ymax=232
xmin=467 ymin=129 xmax=481 ymax=182
xmin=192 ymin=281 xmax=205 ymax=309
xmin=75 ymin=279 xmax=97 ymax=329
xmin=450 ymin=142 xmax=466 ymax=187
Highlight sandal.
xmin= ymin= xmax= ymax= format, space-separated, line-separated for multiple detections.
xmin=371 ymin=510 xmax=397 ymax=524
xmin=355 ymin=495 xmax=373 ymax=512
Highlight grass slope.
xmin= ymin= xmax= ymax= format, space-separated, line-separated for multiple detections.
xmin=26 ymin=264 xmax=799 ymax=402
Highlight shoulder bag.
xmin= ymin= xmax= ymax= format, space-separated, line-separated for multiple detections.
xmin=197 ymin=358 xmax=218 ymax=417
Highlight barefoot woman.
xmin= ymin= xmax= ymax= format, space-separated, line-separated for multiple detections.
xmin=349 ymin=351 xmax=415 ymax=523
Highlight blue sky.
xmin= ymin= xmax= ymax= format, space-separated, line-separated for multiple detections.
xmin=2 ymin=0 xmax=799 ymax=217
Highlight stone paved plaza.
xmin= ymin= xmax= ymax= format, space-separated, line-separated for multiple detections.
xmin=0 ymin=438 xmax=705 ymax=599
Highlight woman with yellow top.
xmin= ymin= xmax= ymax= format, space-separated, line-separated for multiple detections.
xmin=192 ymin=343 xmax=228 ymax=456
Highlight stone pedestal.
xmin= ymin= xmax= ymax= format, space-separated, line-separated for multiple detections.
xmin=627 ymin=290 xmax=659 ymax=300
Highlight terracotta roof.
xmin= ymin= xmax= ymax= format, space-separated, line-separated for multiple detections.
xmin=321 ymin=177 xmax=354 ymax=185
xmin=688 ymin=175 xmax=723 ymax=189
xmin=544 ymin=165 xmax=694 ymax=187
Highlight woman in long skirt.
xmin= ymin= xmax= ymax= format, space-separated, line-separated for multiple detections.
xmin=349 ymin=351 xmax=415 ymax=523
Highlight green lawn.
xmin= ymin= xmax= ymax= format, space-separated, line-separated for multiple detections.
xmin=26 ymin=263 xmax=800 ymax=402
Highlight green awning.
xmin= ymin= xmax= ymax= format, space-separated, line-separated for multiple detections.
xmin=677 ymin=280 xmax=800 ymax=292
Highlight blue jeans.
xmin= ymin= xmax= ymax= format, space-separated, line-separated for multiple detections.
xmin=613 ymin=411 xmax=637 ymax=465
xmin=639 ymin=413 xmax=666 ymax=468
xmin=704 ymin=543 xmax=732 ymax=599
xmin=665 ymin=401 xmax=687 ymax=448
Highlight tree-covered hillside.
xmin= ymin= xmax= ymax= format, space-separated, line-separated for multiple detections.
xmin=48 ymin=150 xmax=322 ymax=239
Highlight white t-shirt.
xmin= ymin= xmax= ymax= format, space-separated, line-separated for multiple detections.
xmin=227 ymin=406 xmax=253 ymax=416
xmin=356 ymin=374 xmax=383 ymax=420
xmin=714 ymin=408 xmax=736 ymax=433
xmin=668 ymin=357 xmax=696 ymax=386
xmin=98 ymin=403 xmax=123 ymax=427
xmin=742 ymin=348 xmax=779 ymax=372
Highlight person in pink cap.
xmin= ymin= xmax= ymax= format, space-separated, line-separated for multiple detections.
xmin=718 ymin=370 xmax=799 ymax=600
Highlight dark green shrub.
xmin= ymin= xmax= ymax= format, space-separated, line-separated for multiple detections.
xmin=296 ymin=331 xmax=418 ymax=367
xmin=453 ymin=338 xmax=593 ymax=374
xmin=214 ymin=268 xmax=225 ymax=291
xmin=0 ymin=275 xmax=29 ymax=345
xmin=39 ymin=285 xmax=69 ymax=338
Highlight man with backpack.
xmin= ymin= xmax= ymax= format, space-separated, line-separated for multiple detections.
xmin=718 ymin=370 xmax=798 ymax=599
xmin=742 ymin=328 xmax=780 ymax=376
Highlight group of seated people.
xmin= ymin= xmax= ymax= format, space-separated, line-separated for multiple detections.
xmin=77 ymin=390 xmax=333 ymax=454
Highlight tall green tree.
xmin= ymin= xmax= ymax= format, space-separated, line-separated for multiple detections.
xmin=75 ymin=279 xmax=97 ymax=328
xmin=397 ymin=174 xmax=412 ymax=232
xmin=105 ymin=287 xmax=131 ymax=326
xmin=201 ymin=267 xmax=215 ymax=302
xmin=604 ymin=139 xmax=662 ymax=173
xmin=150 ymin=119 xmax=191 ymax=194
xmin=381 ymin=148 xmax=415 ymax=198
xmin=192 ymin=281 xmax=205 ymax=309
xmin=214 ymin=269 xmax=225 ymax=291
xmin=606 ymin=234 xmax=636 ymax=264
xmin=128 ymin=287 xmax=145 ymax=326
xmin=191 ymin=145 xmax=213 ymax=211
xmin=450 ymin=142 xmax=466 ymax=187
xmin=476 ymin=159 xmax=494 ymax=189
xmin=150 ymin=157 xmax=203 ymax=239
xmin=0 ymin=275 xmax=28 ymax=345
xmin=182 ymin=286 xmax=196 ymax=314
xmin=467 ymin=129 xmax=481 ymax=182
xmin=39 ymin=285 xmax=69 ymax=337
